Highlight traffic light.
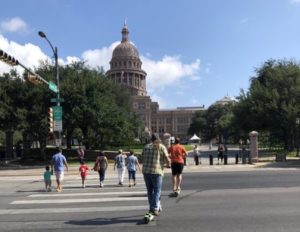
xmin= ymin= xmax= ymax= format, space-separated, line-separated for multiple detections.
xmin=48 ymin=107 xmax=54 ymax=132
xmin=26 ymin=74 xmax=43 ymax=85
xmin=0 ymin=49 xmax=19 ymax=66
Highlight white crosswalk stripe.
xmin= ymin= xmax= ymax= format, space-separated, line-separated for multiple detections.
xmin=28 ymin=191 xmax=147 ymax=198
xmin=6 ymin=176 xmax=150 ymax=216
xmin=0 ymin=205 xmax=149 ymax=215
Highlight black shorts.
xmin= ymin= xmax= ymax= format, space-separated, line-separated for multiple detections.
xmin=171 ymin=163 xmax=184 ymax=175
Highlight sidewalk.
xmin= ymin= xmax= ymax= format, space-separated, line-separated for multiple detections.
xmin=1 ymin=156 xmax=300 ymax=178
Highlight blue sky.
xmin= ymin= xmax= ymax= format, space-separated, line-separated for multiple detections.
xmin=1 ymin=0 xmax=300 ymax=109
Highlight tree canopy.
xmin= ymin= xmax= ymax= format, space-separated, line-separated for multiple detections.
xmin=0 ymin=61 xmax=143 ymax=158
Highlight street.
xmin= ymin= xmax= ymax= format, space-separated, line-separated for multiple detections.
xmin=1 ymin=165 xmax=300 ymax=232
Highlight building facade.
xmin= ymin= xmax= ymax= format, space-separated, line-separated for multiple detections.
xmin=106 ymin=24 xmax=205 ymax=139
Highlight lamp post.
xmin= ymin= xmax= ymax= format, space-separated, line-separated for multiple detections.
xmin=38 ymin=31 xmax=62 ymax=146
xmin=296 ymin=118 xmax=300 ymax=157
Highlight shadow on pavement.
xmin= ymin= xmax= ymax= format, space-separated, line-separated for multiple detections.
xmin=65 ymin=215 xmax=147 ymax=226
xmin=258 ymin=159 xmax=300 ymax=169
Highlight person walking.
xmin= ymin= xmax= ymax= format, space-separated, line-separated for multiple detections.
xmin=43 ymin=165 xmax=52 ymax=192
xmin=51 ymin=147 xmax=68 ymax=192
xmin=168 ymin=137 xmax=187 ymax=196
xmin=79 ymin=161 xmax=89 ymax=188
xmin=77 ymin=146 xmax=85 ymax=163
xmin=193 ymin=145 xmax=199 ymax=165
xmin=142 ymin=133 xmax=171 ymax=218
xmin=93 ymin=151 xmax=108 ymax=188
xmin=114 ymin=149 xmax=127 ymax=186
xmin=217 ymin=145 xmax=224 ymax=164
xmin=127 ymin=150 xmax=141 ymax=187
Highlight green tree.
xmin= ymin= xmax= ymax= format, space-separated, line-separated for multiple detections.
xmin=234 ymin=59 xmax=300 ymax=149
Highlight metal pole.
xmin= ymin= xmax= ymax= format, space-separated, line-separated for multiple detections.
xmin=54 ymin=47 xmax=61 ymax=146
xmin=296 ymin=127 xmax=299 ymax=157
xmin=39 ymin=31 xmax=62 ymax=146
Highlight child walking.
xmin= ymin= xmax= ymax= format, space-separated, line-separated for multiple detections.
xmin=43 ymin=165 xmax=52 ymax=192
xmin=127 ymin=150 xmax=141 ymax=187
xmin=79 ymin=161 xmax=89 ymax=188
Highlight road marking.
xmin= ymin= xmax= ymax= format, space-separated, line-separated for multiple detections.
xmin=28 ymin=191 xmax=147 ymax=197
xmin=0 ymin=205 xmax=148 ymax=215
xmin=60 ymin=186 xmax=147 ymax=191
xmin=11 ymin=196 xmax=147 ymax=204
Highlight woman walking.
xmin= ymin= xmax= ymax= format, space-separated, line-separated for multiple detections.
xmin=93 ymin=151 xmax=108 ymax=188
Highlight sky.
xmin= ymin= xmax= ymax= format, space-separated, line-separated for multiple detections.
xmin=1 ymin=0 xmax=300 ymax=109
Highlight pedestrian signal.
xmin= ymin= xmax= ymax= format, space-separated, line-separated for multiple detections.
xmin=0 ymin=49 xmax=19 ymax=66
xmin=48 ymin=107 xmax=54 ymax=132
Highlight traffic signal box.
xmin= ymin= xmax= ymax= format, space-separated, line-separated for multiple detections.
xmin=26 ymin=74 xmax=43 ymax=85
xmin=48 ymin=107 xmax=54 ymax=132
xmin=0 ymin=49 xmax=19 ymax=66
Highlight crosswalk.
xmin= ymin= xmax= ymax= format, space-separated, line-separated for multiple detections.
xmin=0 ymin=174 xmax=157 ymax=229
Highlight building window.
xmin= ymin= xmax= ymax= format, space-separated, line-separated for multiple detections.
xmin=159 ymin=127 xmax=164 ymax=133
xmin=177 ymin=117 xmax=188 ymax=124
xmin=138 ymin=103 xmax=145 ymax=110
xmin=166 ymin=118 xmax=171 ymax=124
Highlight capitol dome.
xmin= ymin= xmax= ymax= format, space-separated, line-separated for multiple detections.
xmin=106 ymin=23 xmax=147 ymax=97
xmin=112 ymin=24 xmax=139 ymax=58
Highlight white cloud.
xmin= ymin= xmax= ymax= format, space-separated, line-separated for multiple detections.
xmin=141 ymin=55 xmax=201 ymax=90
xmin=82 ymin=41 xmax=119 ymax=71
xmin=0 ymin=34 xmax=49 ymax=75
xmin=1 ymin=17 xmax=28 ymax=33
xmin=65 ymin=56 xmax=81 ymax=64
xmin=151 ymin=94 xmax=168 ymax=108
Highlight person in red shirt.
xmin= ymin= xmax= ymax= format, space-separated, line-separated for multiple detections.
xmin=168 ymin=137 xmax=187 ymax=196
xmin=79 ymin=161 xmax=89 ymax=188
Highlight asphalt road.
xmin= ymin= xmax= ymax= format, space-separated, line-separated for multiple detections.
xmin=1 ymin=168 xmax=300 ymax=232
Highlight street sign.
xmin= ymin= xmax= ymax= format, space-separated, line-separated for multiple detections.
xmin=52 ymin=106 xmax=62 ymax=120
xmin=53 ymin=120 xmax=63 ymax=132
xmin=51 ymin=98 xmax=64 ymax=103
xmin=49 ymin=81 xmax=58 ymax=93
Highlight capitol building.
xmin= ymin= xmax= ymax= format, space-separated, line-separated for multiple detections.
xmin=106 ymin=24 xmax=214 ymax=139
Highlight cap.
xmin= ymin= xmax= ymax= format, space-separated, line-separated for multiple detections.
xmin=118 ymin=149 xmax=123 ymax=153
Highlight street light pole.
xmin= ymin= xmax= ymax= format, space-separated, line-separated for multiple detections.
xmin=296 ymin=118 xmax=300 ymax=157
xmin=38 ymin=31 xmax=61 ymax=146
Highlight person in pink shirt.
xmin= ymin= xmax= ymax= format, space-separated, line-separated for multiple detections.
xmin=79 ymin=161 xmax=89 ymax=188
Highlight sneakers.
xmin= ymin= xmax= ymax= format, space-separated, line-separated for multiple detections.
xmin=100 ymin=182 xmax=104 ymax=188
xmin=150 ymin=209 xmax=160 ymax=216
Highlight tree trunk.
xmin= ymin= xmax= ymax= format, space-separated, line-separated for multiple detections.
xmin=39 ymin=136 xmax=47 ymax=160
xmin=22 ymin=131 xmax=31 ymax=158
xmin=5 ymin=130 xmax=14 ymax=160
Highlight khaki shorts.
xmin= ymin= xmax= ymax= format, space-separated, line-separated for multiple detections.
xmin=55 ymin=171 xmax=64 ymax=181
